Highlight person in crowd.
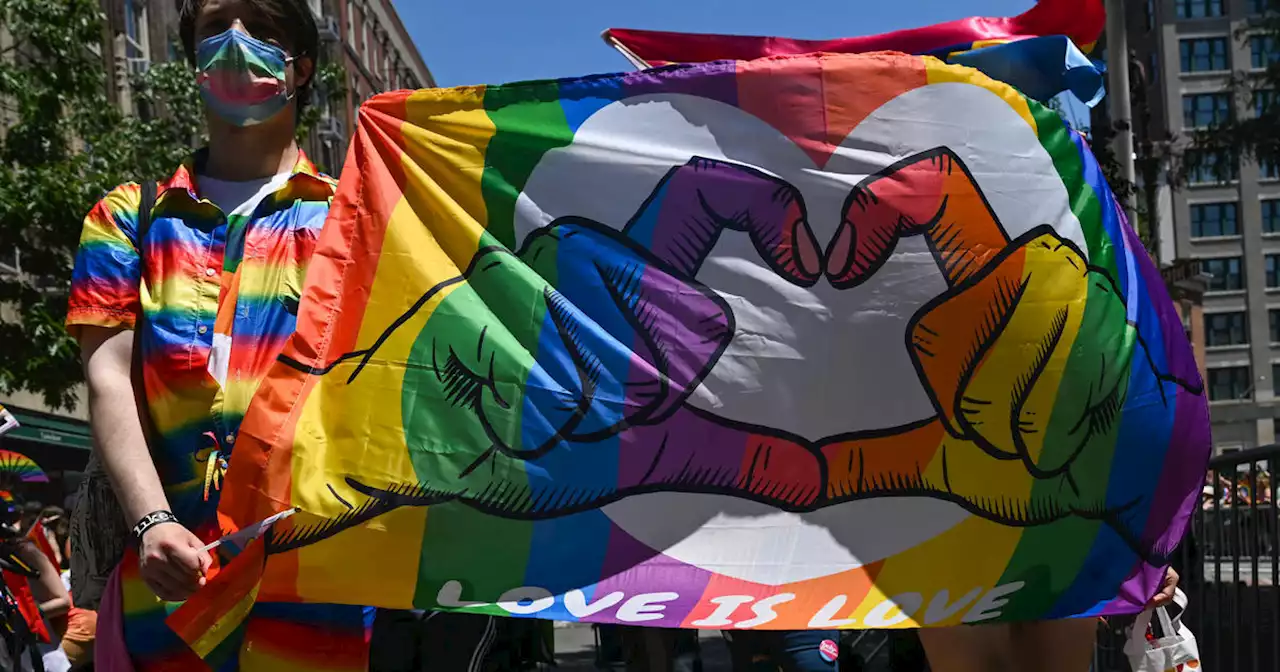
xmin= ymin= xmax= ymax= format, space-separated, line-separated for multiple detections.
xmin=722 ymin=630 xmax=840 ymax=671
xmin=2 ymin=504 xmax=72 ymax=671
xmin=68 ymin=0 xmax=377 ymax=668
xmin=70 ymin=2 xmax=514 ymax=668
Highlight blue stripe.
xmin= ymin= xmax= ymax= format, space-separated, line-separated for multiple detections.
xmin=522 ymin=510 xmax=615 ymax=619
xmin=1049 ymin=234 xmax=1176 ymax=616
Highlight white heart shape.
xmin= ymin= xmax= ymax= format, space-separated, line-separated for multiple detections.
xmin=514 ymin=82 xmax=1083 ymax=585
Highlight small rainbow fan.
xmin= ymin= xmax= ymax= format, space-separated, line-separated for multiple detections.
xmin=0 ymin=450 xmax=48 ymax=483
xmin=0 ymin=491 xmax=14 ymax=504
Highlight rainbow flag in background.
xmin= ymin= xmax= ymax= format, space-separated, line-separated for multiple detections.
xmin=605 ymin=0 xmax=1104 ymax=65
xmin=0 ymin=405 xmax=18 ymax=437
xmin=604 ymin=0 xmax=1107 ymax=106
xmin=174 ymin=50 xmax=1210 ymax=647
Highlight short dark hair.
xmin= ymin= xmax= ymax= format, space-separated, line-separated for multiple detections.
xmin=177 ymin=0 xmax=319 ymax=117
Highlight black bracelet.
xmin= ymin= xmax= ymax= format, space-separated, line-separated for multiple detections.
xmin=131 ymin=510 xmax=179 ymax=543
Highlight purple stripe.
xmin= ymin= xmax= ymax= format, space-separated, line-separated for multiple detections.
xmin=617 ymin=61 xmax=740 ymax=107
xmin=595 ymin=521 xmax=713 ymax=626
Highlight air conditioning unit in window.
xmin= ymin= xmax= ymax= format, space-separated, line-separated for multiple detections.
xmin=319 ymin=16 xmax=340 ymax=43
xmin=318 ymin=115 xmax=345 ymax=142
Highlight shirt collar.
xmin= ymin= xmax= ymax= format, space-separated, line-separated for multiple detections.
xmin=159 ymin=148 xmax=335 ymax=203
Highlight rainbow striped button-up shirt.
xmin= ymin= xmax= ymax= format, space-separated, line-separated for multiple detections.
xmin=67 ymin=151 xmax=336 ymax=537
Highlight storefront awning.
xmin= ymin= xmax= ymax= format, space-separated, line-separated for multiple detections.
xmin=2 ymin=407 xmax=91 ymax=451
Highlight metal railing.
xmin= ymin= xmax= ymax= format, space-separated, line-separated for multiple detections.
xmin=1095 ymin=444 xmax=1280 ymax=672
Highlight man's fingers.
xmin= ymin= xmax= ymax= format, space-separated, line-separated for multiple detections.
xmin=827 ymin=148 xmax=1009 ymax=289
xmin=168 ymin=542 xmax=204 ymax=575
xmin=619 ymin=157 xmax=822 ymax=286
xmin=1146 ymin=568 xmax=1179 ymax=609
xmin=908 ymin=231 xmax=1090 ymax=469
xmin=142 ymin=568 xmax=189 ymax=602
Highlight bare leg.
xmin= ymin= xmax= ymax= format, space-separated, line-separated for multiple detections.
xmin=1010 ymin=619 xmax=1098 ymax=672
xmin=919 ymin=624 xmax=1016 ymax=672
xmin=920 ymin=619 xmax=1097 ymax=672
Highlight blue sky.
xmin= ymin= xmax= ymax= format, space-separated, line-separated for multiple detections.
xmin=395 ymin=0 xmax=1036 ymax=88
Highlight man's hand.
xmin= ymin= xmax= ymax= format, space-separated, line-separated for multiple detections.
xmin=138 ymin=523 xmax=211 ymax=602
xmin=1146 ymin=567 xmax=1180 ymax=610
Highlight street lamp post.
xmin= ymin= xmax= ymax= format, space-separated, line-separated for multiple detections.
xmin=1106 ymin=0 xmax=1138 ymax=228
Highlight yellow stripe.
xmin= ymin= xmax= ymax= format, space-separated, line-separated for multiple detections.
xmin=234 ymin=257 xmax=306 ymax=300
xmin=849 ymin=516 xmax=1023 ymax=628
xmin=924 ymin=57 xmax=1036 ymax=133
xmin=187 ymin=582 xmax=261 ymax=658
xmin=963 ymin=238 xmax=1088 ymax=464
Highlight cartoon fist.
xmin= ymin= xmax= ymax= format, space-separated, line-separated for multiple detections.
xmin=822 ymin=148 xmax=1185 ymax=552
xmin=325 ymin=158 xmax=825 ymax=524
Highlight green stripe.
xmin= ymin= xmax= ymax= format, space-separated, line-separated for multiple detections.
xmin=414 ymin=504 xmax=534 ymax=614
xmin=479 ymin=82 xmax=574 ymax=248
xmin=994 ymin=104 xmax=1125 ymax=616
xmin=1029 ymin=105 xmax=1115 ymax=276
xmin=994 ymin=281 xmax=1132 ymax=618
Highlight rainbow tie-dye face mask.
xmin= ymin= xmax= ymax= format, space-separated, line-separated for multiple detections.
xmin=196 ymin=29 xmax=293 ymax=127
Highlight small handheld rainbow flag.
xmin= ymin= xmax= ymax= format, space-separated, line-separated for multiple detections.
xmin=0 ymin=405 xmax=17 ymax=437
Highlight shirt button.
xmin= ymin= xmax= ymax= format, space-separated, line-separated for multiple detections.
xmin=225 ymin=433 xmax=236 ymax=445
xmin=197 ymin=325 xmax=208 ymax=334
xmin=205 ymin=267 xmax=217 ymax=277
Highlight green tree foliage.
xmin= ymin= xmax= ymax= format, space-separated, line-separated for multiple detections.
xmin=0 ymin=0 xmax=347 ymax=410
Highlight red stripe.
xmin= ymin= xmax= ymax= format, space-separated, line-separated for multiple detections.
xmin=221 ymin=91 xmax=413 ymax=528
xmin=606 ymin=0 xmax=1103 ymax=65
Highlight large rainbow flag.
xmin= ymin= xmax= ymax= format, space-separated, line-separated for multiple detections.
xmin=175 ymin=50 xmax=1210 ymax=646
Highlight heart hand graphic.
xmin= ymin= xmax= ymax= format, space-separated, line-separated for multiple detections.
xmin=274 ymin=148 xmax=1196 ymax=565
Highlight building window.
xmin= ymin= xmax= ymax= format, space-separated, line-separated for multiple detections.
xmin=346 ymin=0 xmax=355 ymax=46
xmin=1186 ymin=150 xmax=1239 ymax=184
xmin=1201 ymin=256 xmax=1244 ymax=291
xmin=1263 ymin=159 xmax=1280 ymax=180
xmin=1275 ymin=364 xmax=1280 ymax=395
xmin=1183 ymin=93 xmax=1232 ymax=128
xmin=1176 ymin=0 xmax=1223 ymax=18
xmin=1146 ymin=0 xmax=1156 ymax=29
xmin=1190 ymin=202 xmax=1239 ymax=237
xmin=1205 ymin=311 xmax=1249 ymax=346
xmin=1268 ymin=254 xmax=1280 ymax=287
xmin=1263 ymin=199 xmax=1280 ymax=232
xmin=362 ymin=12 xmax=372 ymax=70
xmin=1271 ymin=309 xmax=1280 ymax=342
xmin=1208 ymin=366 xmax=1252 ymax=401
xmin=0 ymin=248 xmax=19 ymax=275
xmin=1181 ymin=37 xmax=1230 ymax=72
xmin=123 ymin=0 xmax=149 ymax=71
xmin=1252 ymin=35 xmax=1280 ymax=70
xmin=1253 ymin=0 xmax=1275 ymax=14
xmin=1256 ymin=90 xmax=1277 ymax=117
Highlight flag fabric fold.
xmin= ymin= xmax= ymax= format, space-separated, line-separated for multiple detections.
xmin=175 ymin=49 xmax=1208 ymax=656
xmin=947 ymin=36 xmax=1106 ymax=107
xmin=604 ymin=0 xmax=1106 ymax=106
xmin=604 ymin=0 xmax=1103 ymax=65
xmin=0 ymin=405 xmax=18 ymax=437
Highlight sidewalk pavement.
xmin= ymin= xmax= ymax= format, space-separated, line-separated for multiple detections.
xmin=553 ymin=622 xmax=734 ymax=671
